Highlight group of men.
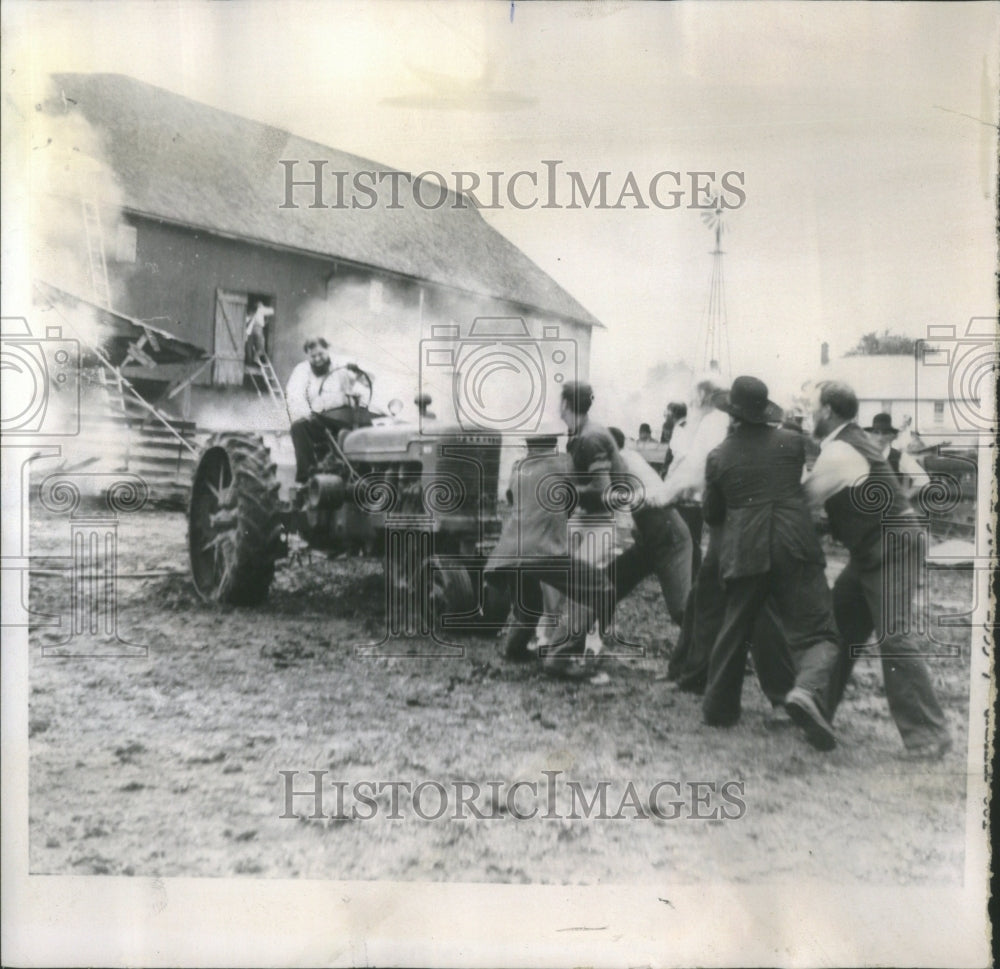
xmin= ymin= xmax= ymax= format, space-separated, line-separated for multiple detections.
xmin=281 ymin=336 xmax=950 ymax=759
xmin=489 ymin=375 xmax=951 ymax=760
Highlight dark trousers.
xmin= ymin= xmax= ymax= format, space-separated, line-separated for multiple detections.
xmin=245 ymin=328 xmax=265 ymax=362
xmin=290 ymin=413 xmax=350 ymax=482
xmin=610 ymin=506 xmax=692 ymax=626
xmin=669 ymin=537 xmax=795 ymax=704
xmin=674 ymin=502 xmax=704 ymax=578
xmin=667 ymin=535 xmax=720 ymax=686
xmin=499 ymin=563 xmax=608 ymax=657
xmin=828 ymin=556 xmax=949 ymax=750
xmin=702 ymin=547 xmax=840 ymax=726
xmin=500 ymin=572 xmax=566 ymax=656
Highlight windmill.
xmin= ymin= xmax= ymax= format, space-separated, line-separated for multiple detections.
xmin=697 ymin=197 xmax=732 ymax=378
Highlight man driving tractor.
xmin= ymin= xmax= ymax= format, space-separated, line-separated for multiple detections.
xmin=286 ymin=336 xmax=371 ymax=483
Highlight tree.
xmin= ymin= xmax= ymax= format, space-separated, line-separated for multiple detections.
xmin=845 ymin=330 xmax=918 ymax=356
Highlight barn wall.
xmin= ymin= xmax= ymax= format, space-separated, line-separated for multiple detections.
xmin=110 ymin=216 xmax=594 ymax=429
xmin=112 ymin=215 xmax=333 ymax=384
xmin=315 ymin=267 xmax=592 ymax=425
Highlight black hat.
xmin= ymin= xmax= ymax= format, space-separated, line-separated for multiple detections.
xmin=865 ymin=412 xmax=899 ymax=436
xmin=717 ymin=375 xmax=783 ymax=425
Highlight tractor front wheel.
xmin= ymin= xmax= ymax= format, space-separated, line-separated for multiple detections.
xmin=188 ymin=433 xmax=283 ymax=604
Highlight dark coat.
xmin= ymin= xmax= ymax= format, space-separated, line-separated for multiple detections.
xmin=703 ymin=423 xmax=825 ymax=580
xmin=566 ymin=416 xmax=628 ymax=514
xmin=824 ymin=422 xmax=910 ymax=567
xmin=486 ymin=452 xmax=572 ymax=570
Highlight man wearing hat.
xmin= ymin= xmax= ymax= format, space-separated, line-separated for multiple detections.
xmin=700 ymin=375 xmax=842 ymax=750
xmin=865 ymin=412 xmax=930 ymax=498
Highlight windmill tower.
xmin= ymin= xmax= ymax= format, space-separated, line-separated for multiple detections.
xmin=697 ymin=198 xmax=731 ymax=378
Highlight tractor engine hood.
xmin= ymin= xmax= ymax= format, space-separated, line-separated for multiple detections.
xmin=342 ymin=422 xmax=500 ymax=456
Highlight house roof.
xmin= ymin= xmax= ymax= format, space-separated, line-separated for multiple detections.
xmin=49 ymin=73 xmax=601 ymax=329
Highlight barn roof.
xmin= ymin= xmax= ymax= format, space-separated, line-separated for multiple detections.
xmin=49 ymin=73 xmax=601 ymax=329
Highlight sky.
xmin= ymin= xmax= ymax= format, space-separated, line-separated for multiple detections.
xmin=3 ymin=0 xmax=998 ymax=423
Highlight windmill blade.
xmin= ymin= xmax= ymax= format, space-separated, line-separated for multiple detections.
xmin=700 ymin=197 xmax=727 ymax=232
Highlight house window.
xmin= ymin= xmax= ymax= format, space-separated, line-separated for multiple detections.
xmin=114 ymin=223 xmax=137 ymax=263
xmin=933 ymin=400 xmax=945 ymax=424
xmin=880 ymin=400 xmax=893 ymax=414
xmin=369 ymin=278 xmax=384 ymax=312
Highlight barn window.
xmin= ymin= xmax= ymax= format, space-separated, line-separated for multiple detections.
xmin=369 ymin=278 xmax=384 ymax=312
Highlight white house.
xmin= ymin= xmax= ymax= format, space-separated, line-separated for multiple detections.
xmin=815 ymin=348 xmax=984 ymax=447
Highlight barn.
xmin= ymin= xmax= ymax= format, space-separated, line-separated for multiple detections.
xmin=37 ymin=72 xmax=600 ymax=432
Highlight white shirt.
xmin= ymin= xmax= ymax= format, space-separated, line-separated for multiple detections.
xmin=245 ymin=303 xmax=274 ymax=336
xmin=883 ymin=444 xmax=931 ymax=492
xmin=661 ymin=408 xmax=730 ymax=504
xmin=803 ymin=423 xmax=870 ymax=511
xmin=667 ymin=418 xmax=692 ymax=463
xmin=619 ymin=446 xmax=672 ymax=510
xmin=285 ymin=357 xmax=358 ymax=422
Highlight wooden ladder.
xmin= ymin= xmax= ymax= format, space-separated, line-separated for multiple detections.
xmin=80 ymin=197 xmax=112 ymax=308
xmin=249 ymin=350 xmax=287 ymax=410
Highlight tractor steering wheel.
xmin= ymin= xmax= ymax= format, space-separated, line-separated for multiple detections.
xmin=330 ymin=365 xmax=373 ymax=409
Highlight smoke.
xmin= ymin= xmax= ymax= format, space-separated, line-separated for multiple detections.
xmin=289 ymin=281 xmax=459 ymax=423
xmin=20 ymin=82 xmax=189 ymax=472
xmin=29 ymin=79 xmax=129 ymax=345
xmin=595 ymin=358 xmax=698 ymax=434
xmin=194 ymin=394 xmax=287 ymax=433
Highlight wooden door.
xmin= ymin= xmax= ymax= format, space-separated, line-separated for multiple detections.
xmin=214 ymin=290 xmax=247 ymax=385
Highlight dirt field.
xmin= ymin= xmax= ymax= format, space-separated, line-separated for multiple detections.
xmin=27 ymin=502 xmax=974 ymax=884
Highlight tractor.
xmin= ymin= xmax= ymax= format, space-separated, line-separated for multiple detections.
xmin=187 ymin=368 xmax=509 ymax=630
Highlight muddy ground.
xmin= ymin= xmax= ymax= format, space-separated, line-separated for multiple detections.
xmin=27 ymin=503 xmax=974 ymax=884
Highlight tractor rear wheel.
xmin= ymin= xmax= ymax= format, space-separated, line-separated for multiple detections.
xmin=189 ymin=433 xmax=283 ymax=604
